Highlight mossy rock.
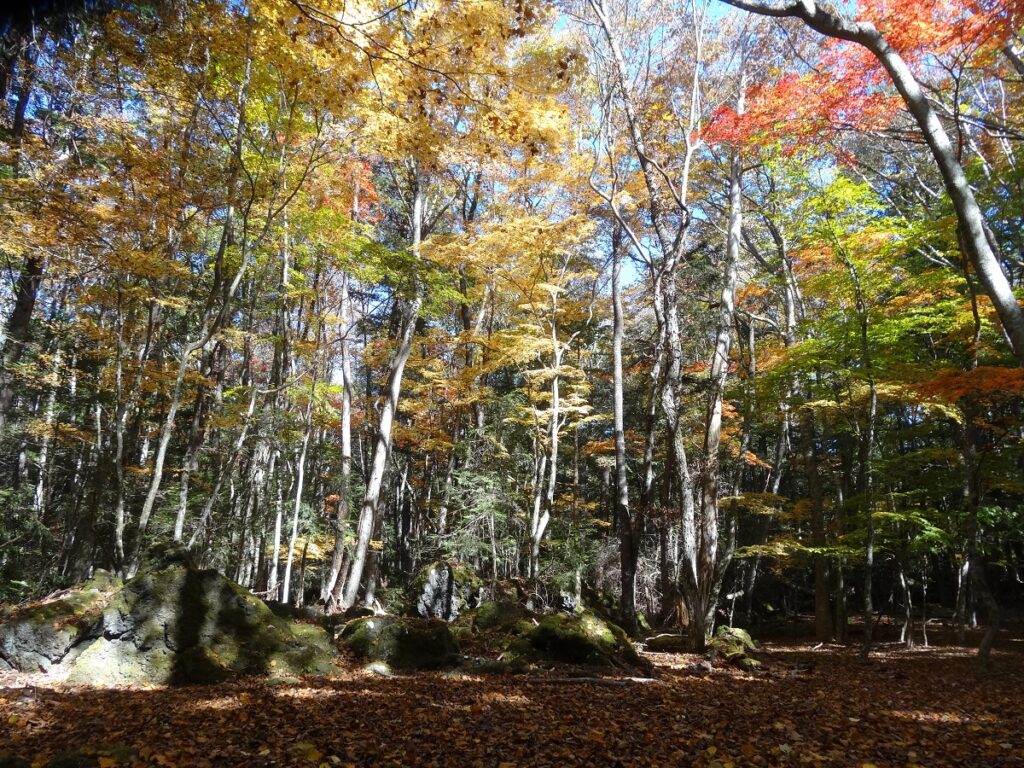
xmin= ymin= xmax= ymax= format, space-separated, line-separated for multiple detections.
xmin=362 ymin=661 xmax=393 ymax=677
xmin=410 ymin=561 xmax=483 ymax=622
xmin=472 ymin=601 xmax=536 ymax=632
xmin=64 ymin=566 xmax=337 ymax=685
xmin=141 ymin=542 xmax=196 ymax=570
xmin=340 ymin=615 xmax=458 ymax=670
xmin=644 ymin=633 xmax=691 ymax=653
xmin=0 ymin=574 xmax=117 ymax=672
xmin=706 ymin=626 xmax=758 ymax=667
xmin=450 ymin=602 xmax=537 ymax=657
xmin=507 ymin=611 xmax=646 ymax=670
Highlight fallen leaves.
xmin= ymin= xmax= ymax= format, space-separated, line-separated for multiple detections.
xmin=0 ymin=642 xmax=1021 ymax=767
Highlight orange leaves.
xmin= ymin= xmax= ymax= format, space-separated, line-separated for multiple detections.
xmin=913 ymin=365 xmax=1024 ymax=404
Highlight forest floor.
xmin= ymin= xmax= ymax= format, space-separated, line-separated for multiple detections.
xmin=1 ymin=637 xmax=1022 ymax=768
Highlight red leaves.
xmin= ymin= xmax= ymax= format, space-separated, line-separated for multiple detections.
xmin=702 ymin=73 xmax=898 ymax=152
xmin=858 ymin=0 xmax=1024 ymax=61
xmin=705 ymin=0 xmax=1024 ymax=153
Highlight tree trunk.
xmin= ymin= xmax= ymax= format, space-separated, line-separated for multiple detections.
xmin=803 ymin=412 xmax=833 ymax=642
xmin=282 ymin=392 xmax=314 ymax=605
xmin=340 ymin=182 xmax=425 ymax=611
xmin=612 ymin=227 xmax=637 ymax=633
xmin=324 ymin=274 xmax=354 ymax=608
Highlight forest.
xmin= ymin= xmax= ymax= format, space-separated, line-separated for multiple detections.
xmin=0 ymin=0 xmax=1022 ymax=766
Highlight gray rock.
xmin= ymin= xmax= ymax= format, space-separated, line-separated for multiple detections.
xmin=412 ymin=561 xmax=482 ymax=622
xmin=0 ymin=585 xmax=110 ymax=673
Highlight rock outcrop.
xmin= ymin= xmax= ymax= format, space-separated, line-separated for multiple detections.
xmin=706 ymin=625 xmax=761 ymax=670
xmin=0 ymin=572 xmax=121 ymax=673
xmin=0 ymin=566 xmax=338 ymax=685
xmin=411 ymin=561 xmax=482 ymax=622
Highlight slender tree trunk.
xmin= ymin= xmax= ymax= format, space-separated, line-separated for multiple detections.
xmin=324 ymin=275 xmax=354 ymax=608
xmin=958 ymin=419 xmax=1001 ymax=665
xmin=696 ymin=95 xmax=745 ymax=642
xmin=340 ymin=181 xmax=425 ymax=611
xmin=282 ymin=391 xmax=314 ymax=605
xmin=803 ymin=412 xmax=833 ymax=642
xmin=33 ymin=347 xmax=60 ymax=515
xmin=267 ymin=449 xmax=284 ymax=599
xmin=611 ymin=227 xmax=637 ymax=633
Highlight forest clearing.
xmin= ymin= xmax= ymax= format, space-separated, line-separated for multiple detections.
xmin=1 ymin=0 xmax=1024 ymax=763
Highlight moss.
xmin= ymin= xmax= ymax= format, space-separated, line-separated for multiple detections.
xmin=1 ymin=565 xmax=337 ymax=683
xmin=9 ymin=589 xmax=107 ymax=628
xmin=66 ymin=637 xmax=175 ymax=685
xmin=645 ymin=634 xmax=691 ymax=653
xmin=706 ymin=626 xmax=759 ymax=669
xmin=81 ymin=570 xmax=123 ymax=594
xmin=0 ymin=583 xmax=112 ymax=672
xmin=473 ymin=601 xmax=533 ymax=632
xmin=637 ymin=612 xmax=652 ymax=633
xmin=514 ymin=611 xmax=644 ymax=669
xmin=341 ymin=616 xmax=458 ymax=670
xmin=64 ymin=566 xmax=337 ymax=684
xmin=176 ymin=646 xmax=231 ymax=684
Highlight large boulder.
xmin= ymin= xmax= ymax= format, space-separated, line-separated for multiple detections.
xmin=411 ymin=561 xmax=483 ymax=622
xmin=505 ymin=611 xmax=647 ymax=670
xmin=63 ymin=566 xmax=337 ymax=685
xmin=0 ymin=571 xmax=121 ymax=673
xmin=340 ymin=615 xmax=458 ymax=670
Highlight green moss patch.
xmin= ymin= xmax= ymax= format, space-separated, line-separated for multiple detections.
xmin=340 ymin=615 xmax=458 ymax=670
xmin=706 ymin=626 xmax=759 ymax=670
xmin=506 ymin=611 xmax=646 ymax=670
